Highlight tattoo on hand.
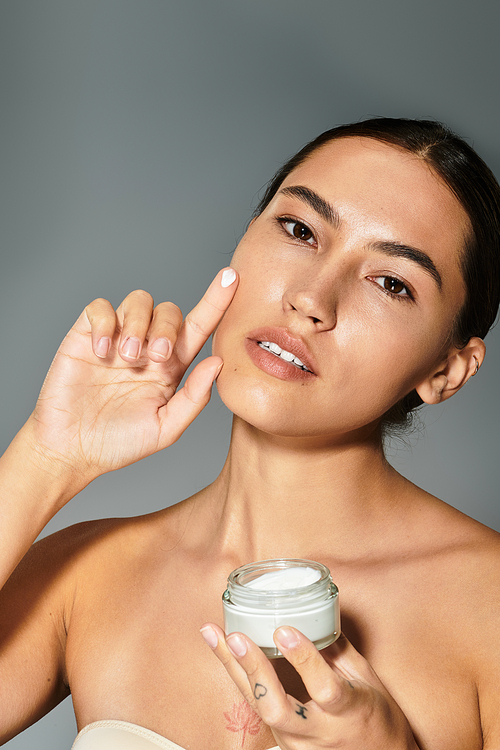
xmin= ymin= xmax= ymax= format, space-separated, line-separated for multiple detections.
xmin=253 ymin=683 xmax=267 ymax=700
xmin=295 ymin=704 xmax=308 ymax=719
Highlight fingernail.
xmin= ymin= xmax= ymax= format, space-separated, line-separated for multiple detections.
xmin=221 ymin=268 xmax=237 ymax=288
xmin=149 ymin=338 xmax=172 ymax=359
xmin=213 ymin=362 xmax=223 ymax=382
xmin=122 ymin=337 xmax=141 ymax=359
xmin=95 ymin=337 xmax=111 ymax=358
xmin=200 ymin=626 xmax=219 ymax=650
xmin=226 ymin=633 xmax=248 ymax=657
xmin=274 ymin=627 xmax=300 ymax=650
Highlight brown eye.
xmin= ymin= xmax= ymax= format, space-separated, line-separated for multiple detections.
xmin=281 ymin=219 xmax=316 ymax=245
xmin=383 ymin=277 xmax=405 ymax=294
xmin=372 ymin=276 xmax=412 ymax=300
xmin=292 ymin=222 xmax=313 ymax=241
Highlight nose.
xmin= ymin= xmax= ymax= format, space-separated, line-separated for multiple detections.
xmin=282 ymin=269 xmax=337 ymax=331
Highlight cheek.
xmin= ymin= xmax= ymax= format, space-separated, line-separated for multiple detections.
xmin=215 ymin=263 xmax=285 ymax=344
xmin=333 ymin=297 xmax=444 ymax=396
xmin=211 ymin=280 xmax=252 ymax=358
xmin=352 ymin=319 xmax=447 ymax=402
xmin=231 ymin=229 xmax=289 ymax=290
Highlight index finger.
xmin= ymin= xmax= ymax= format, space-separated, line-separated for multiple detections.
xmin=174 ymin=268 xmax=238 ymax=365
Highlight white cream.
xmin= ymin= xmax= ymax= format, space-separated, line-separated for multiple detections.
xmin=245 ymin=566 xmax=321 ymax=590
xmin=222 ymin=559 xmax=340 ymax=657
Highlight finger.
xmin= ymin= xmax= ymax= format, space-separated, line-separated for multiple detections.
xmin=322 ymin=632 xmax=383 ymax=685
xmin=175 ymin=267 xmax=238 ymax=366
xmin=274 ymin=627 xmax=359 ymax=714
xmin=84 ymin=298 xmax=118 ymax=359
xmin=156 ymin=356 xmax=222 ymax=447
xmin=200 ymin=624 xmax=256 ymax=704
xmin=146 ymin=301 xmax=183 ymax=363
xmin=201 ymin=624 xmax=294 ymax=729
xmin=116 ymin=289 xmax=155 ymax=362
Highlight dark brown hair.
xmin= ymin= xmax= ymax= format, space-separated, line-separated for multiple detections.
xmin=254 ymin=118 xmax=500 ymax=428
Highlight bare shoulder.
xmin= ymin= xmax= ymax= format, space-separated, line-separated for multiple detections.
xmin=412 ymin=491 xmax=500 ymax=746
xmin=398 ymin=478 xmax=500 ymax=563
xmin=410 ymin=486 xmax=500 ymax=604
xmin=388 ymin=480 xmax=500 ymax=660
xmin=13 ymin=499 xmax=190 ymax=588
xmin=0 ymin=503 xmax=187 ymax=743
xmin=457 ymin=524 xmax=500 ymax=748
xmin=451 ymin=513 xmax=500 ymax=743
xmin=1 ymin=508 xmax=174 ymax=633
xmin=2 ymin=494 xmax=193 ymax=645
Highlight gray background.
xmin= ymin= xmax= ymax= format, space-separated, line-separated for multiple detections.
xmin=1 ymin=1 xmax=499 ymax=746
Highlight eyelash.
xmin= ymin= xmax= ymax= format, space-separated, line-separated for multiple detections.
xmin=276 ymin=216 xmax=414 ymax=302
xmin=276 ymin=216 xmax=317 ymax=246
xmin=370 ymin=276 xmax=414 ymax=302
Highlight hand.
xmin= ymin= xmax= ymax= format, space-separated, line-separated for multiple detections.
xmin=26 ymin=268 xmax=238 ymax=487
xmin=201 ymin=624 xmax=419 ymax=750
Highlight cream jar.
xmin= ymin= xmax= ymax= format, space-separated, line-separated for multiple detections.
xmin=222 ymin=558 xmax=340 ymax=657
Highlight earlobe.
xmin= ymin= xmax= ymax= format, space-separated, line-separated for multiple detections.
xmin=415 ymin=337 xmax=486 ymax=405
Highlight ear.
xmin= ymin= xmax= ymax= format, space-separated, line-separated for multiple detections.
xmin=415 ymin=337 xmax=486 ymax=405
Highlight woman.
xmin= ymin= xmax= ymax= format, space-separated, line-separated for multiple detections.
xmin=1 ymin=118 xmax=499 ymax=750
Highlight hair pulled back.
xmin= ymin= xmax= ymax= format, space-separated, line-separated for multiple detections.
xmin=254 ymin=118 xmax=500 ymax=429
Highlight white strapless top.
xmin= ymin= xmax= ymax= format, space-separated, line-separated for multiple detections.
xmin=72 ymin=720 xmax=280 ymax=749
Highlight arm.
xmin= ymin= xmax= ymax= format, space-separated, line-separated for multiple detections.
xmin=0 ymin=268 xmax=238 ymax=741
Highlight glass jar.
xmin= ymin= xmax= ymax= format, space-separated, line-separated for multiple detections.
xmin=222 ymin=558 xmax=340 ymax=658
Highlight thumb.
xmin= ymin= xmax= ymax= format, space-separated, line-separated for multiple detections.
xmin=157 ymin=356 xmax=223 ymax=448
xmin=324 ymin=633 xmax=387 ymax=692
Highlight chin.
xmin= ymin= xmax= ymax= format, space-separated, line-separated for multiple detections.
xmin=215 ymin=370 xmax=388 ymax=444
xmin=215 ymin=373 xmax=277 ymax=427
xmin=215 ymin=374 xmax=352 ymax=441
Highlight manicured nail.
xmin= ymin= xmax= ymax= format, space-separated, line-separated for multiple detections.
xmin=226 ymin=633 xmax=248 ymax=657
xmin=149 ymin=338 xmax=172 ymax=359
xmin=221 ymin=268 xmax=237 ymax=288
xmin=200 ymin=626 xmax=219 ymax=650
xmin=274 ymin=627 xmax=300 ymax=650
xmin=122 ymin=337 xmax=141 ymax=359
xmin=95 ymin=336 xmax=111 ymax=358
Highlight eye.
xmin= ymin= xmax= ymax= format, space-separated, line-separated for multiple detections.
xmin=279 ymin=218 xmax=316 ymax=245
xmin=372 ymin=276 xmax=413 ymax=300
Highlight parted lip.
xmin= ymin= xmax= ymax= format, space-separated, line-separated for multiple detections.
xmin=246 ymin=327 xmax=318 ymax=375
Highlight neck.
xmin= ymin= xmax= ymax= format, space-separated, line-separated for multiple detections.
xmin=192 ymin=417 xmax=410 ymax=565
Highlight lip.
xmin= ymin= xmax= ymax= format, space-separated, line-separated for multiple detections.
xmin=245 ymin=327 xmax=318 ymax=381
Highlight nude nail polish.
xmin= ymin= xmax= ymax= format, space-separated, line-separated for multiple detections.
xmin=122 ymin=337 xmax=141 ymax=359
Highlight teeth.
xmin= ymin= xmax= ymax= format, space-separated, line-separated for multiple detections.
xmin=258 ymin=341 xmax=310 ymax=371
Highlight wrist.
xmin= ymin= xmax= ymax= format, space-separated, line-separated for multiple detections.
xmin=9 ymin=418 xmax=91 ymax=512
xmin=0 ymin=420 xmax=92 ymax=585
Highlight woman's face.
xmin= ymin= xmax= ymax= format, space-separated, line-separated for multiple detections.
xmin=213 ymin=137 xmax=469 ymax=440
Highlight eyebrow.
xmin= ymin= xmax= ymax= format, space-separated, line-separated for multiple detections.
xmin=279 ymin=185 xmax=340 ymax=229
xmin=370 ymin=241 xmax=442 ymax=290
xmin=278 ymin=184 xmax=443 ymax=291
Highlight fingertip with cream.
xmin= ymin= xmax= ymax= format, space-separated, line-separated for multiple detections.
xmin=221 ymin=268 xmax=237 ymax=288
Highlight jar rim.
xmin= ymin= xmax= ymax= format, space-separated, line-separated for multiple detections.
xmin=226 ymin=558 xmax=336 ymax=599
